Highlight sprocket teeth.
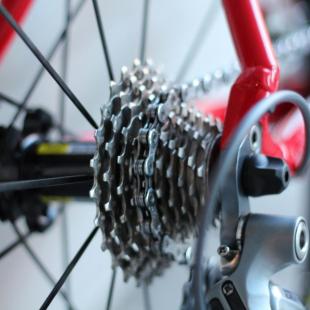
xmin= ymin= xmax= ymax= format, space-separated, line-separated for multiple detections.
xmin=90 ymin=59 xmax=222 ymax=282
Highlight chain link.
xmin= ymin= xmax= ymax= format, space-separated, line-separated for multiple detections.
xmin=180 ymin=25 xmax=310 ymax=102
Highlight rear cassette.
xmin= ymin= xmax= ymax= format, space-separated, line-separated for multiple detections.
xmin=90 ymin=59 xmax=222 ymax=281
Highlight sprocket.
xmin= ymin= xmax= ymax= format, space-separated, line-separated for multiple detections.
xmin=90 ymin=59 xmax=222 ymax=281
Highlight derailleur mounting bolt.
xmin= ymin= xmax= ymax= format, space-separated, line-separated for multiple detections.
xmin=217 ymin=245 xmax=230 ymax=257
xmin=222 ymin=282 xmax=234 ymax=296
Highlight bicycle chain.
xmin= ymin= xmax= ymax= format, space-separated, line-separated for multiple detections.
xmin=90 ymin=60 xmax=221 ymax=281
xmin=179 ymin=25 xmax=310 ymax=103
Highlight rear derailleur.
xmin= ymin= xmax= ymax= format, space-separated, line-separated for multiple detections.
xmin=182 ymin=126 xmax=309 ymax=310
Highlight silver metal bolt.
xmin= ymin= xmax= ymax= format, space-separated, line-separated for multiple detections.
xmin=295 ymin=219 xmax=309 ymax=262
xmin=217 ymin=245 xmax=230 ymax=257
xmin=222 ymin=282 xmax=234 ymax=296
xmin=249 ymin=125 xmax=261 ymax=152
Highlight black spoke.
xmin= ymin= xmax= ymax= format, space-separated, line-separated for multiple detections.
xmin=142 ymin=282 xmax=152 ymax=310
xmin=0 ymin=230 xmax=31 ymax=260
xmin=175 ymin=1 xmax=219 ymax=82
xmin=59 ymin=1 xmax=72 ymax=309
xmin=105 ymin=267 xmax=117 ymax=310
xmin=60 ymin=209 xmax=71 ymax=304
xmin=0 ymin=2 xmax=98 ymax=129
xmin=0 ymin=92 xmax=28 ymax=110
xmin=11 ymin=221 xmax=74 ymax=309
xmin=91 ymin=0 xmax=114 ymax=81
xmin=39 ymin=226 xmax=99 ymax=310
xmin=0 ymin=174 xmax=92 ymax=193
xmin=59 ymin=0 xmax=71 ymax=137
xmin=8 ymin=0 xmax=86 ymax=128
xmin=140 ymin=0 xmax=150 ymax=62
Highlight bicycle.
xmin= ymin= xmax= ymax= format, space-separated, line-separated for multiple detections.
xmin=0 ymin=0 xmax=310 ymax=309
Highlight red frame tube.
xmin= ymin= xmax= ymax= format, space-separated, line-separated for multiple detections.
xmin=221 ymin=0 xmax=280 ymax=147
xmin=220 ymin=0 xmax=304 ymax=172
xmin=223 ymin=0 xmax=278 ymax=70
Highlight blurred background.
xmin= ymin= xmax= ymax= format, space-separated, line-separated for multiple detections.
xmin=0 ymin=0 xmax=309 ymax=309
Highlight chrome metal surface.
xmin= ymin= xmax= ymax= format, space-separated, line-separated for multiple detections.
xmin=90 ymin=60 xmax=222 ymax=281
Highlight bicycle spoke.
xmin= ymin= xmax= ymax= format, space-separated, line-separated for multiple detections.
xmin=8 ymin=0 xmax=87 ymax=129
xmin=11 ymin=221 xmax=74 ymax=309
xmin=39 ymin=226 xmax=99 ymax=310
xmin=59 ymin=0 xmax=71 ymax=137
xmin=175 ymin=1 xmax=219 ymax=82
xmin=0 ymin=230 xmax=31 ymax=260
xmin=142 ymin=282 xmax=152 ymax=310
xmin=105 ymin=267 xmax=117 ymax=310
xmin=60 ymin=209 xmax=71 ymax=304
xmin=59 ymin=1 xmax=73 ymax=309
xmin=0 ymin=174 xmax=92 ymax=193
xmin=0 ymin=92 xmax=28 ymax=110
xmin=0 ymin=3 xmax=98 ymax=129
xmin=91 ymin=0 xmax=114 ymax=81
xmin=140 ymin=0 xmax=150 ymax=63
